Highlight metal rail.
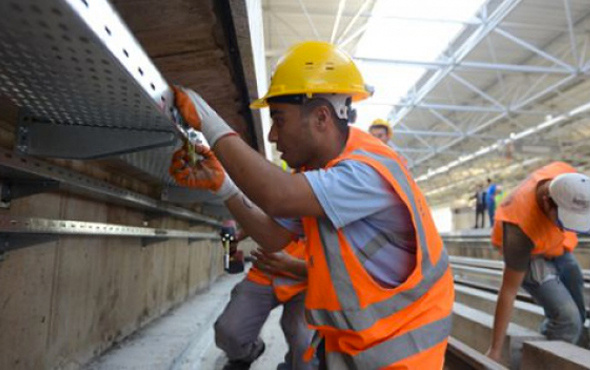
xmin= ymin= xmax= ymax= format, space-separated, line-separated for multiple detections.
xmin=0 ymin=215 xmax=220 ymax=255
xmin=441 ymin=231 xmax=590 ymax=244
xmin=0 ymin=147 xmax=222 ymax=227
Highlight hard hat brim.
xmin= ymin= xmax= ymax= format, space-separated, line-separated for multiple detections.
xmin=250 ymin=98 xmax=267 ymax=109
xmin=250 ymin=90 xmax=370 ymax=110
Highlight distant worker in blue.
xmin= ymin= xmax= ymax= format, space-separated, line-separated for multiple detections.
xmin=486 ymin=178 xmax=497 ymax=226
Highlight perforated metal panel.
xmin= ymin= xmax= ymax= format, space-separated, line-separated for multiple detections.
xmin=0 ymin=0 xmax=175 ymax=130
xmin=121 ymin=146 xmax=179 ymax=185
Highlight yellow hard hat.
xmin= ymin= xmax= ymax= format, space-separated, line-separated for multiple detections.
xmin=369 ymin=119 xmax=392 ymax=135
xmin=250 ymin=41 xmax=372 ymax=109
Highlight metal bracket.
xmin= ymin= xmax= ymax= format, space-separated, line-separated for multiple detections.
xmin=0 ymin=234 xmax=59 ymax=261
xmin=16 ymin=116 xmax=177 ymax=159
xmin=0 ymin=180 xmax=60 ymax=208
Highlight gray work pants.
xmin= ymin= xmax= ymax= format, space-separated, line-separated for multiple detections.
xmin=522 ymin=252 xmax=587 ymax=344
xmin=214 ymin=278 xmax=313 ymax=370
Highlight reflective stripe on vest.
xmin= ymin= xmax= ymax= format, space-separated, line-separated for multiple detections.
xmin=305 ymin=149 xmax=450 ymax=333
xmin=306 ymin=219 xmax=449 ymax=331
xmin=335 ymin=314 xmax=452 ymax=369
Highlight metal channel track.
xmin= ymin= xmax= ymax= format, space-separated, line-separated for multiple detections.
xmin=0 ymin=215 xmax=220 ymax=254
xmin=441 ymin=231 xmax=590 ymax=244
xmin=0 ymin=147 xmax=222 ymax=227
xmin=0 ymin=215 xmax=218 ymax=239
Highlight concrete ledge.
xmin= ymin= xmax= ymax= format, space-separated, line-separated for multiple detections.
xmin=446 ymin=337 xmax=508 ymax=370
xmin=521 ymin=341 xmax=590 ymax=370
xmin=452 ymin=303 xmax=544 ymax=369
xmin=455 ymin=285 xmax=544 ymax=331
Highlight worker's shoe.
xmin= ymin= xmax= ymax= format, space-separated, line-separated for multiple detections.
xmin=276 ymin=362 xmax=290 ymax=370
xmin=222 ymin=342 xmax=265 ymax=370
xmin=221 ymin=359 xmax=252 ymax=370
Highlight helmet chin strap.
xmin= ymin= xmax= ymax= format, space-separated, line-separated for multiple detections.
xmin=313 ymin=94 xmax=356 ymax=123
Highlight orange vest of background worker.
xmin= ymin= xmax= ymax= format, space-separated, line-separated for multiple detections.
xmin=246 ymin=239 xmax=307 ymax=302
xmin=491 ymin=162 xmax=578 ymax=255
xmin=302 ymin=128 xmax=454 ymax=368
xmin=487 ymin=162 xmax=590 ymax=361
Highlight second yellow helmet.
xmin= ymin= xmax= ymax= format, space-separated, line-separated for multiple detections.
xmin=369 ymin=119 xmax=392 ymax=135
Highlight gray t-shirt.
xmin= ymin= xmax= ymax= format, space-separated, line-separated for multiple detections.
xmin=502 ymin=222 xmax=534 ymax=271
xmin=278 ymin=159 xmax=417 ymax=288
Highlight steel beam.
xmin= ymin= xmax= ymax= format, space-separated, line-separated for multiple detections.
xmin=450 ymin=73 xmax=504 ymax=109
xmin=398 ymin=123 xmax=434 ymax=151
xmin=395 ymin=129 xmax=500 ymax=139
xmin=296 ymin=0 xmax=320 ymax=39
xmin=339 ymin=22 xmax=368 ymax=48
xmin=563 ymin=0 xmax=580 ymax=67
xmin=415 ymin=93 xmax=588 ymax=179
xmin=330 ymin=0 xmax=347 ymax=43
xmin=387 ymin=0 xmax=523 ymax=125
xmin=494 ymin=28 xmax=575 ymax=71
xmin=17 ymin=118 xmax=177 ymax=159
xmin=356 ymin=57 xmax=572 ymax=75
xmin=270 ymin=12 xmax=306 ymax=40
xmin=428 ymin=109 xmax=463 ymax=133
xmin=336 ymin=0 xmax=372 ymax=44
xmin=389 ymin=102 xmax=551 ymax=114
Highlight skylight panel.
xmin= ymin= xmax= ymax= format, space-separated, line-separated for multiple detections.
xmin=353 ymin=0 xmax=486 ymax=129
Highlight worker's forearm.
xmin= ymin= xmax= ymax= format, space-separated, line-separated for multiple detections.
xmin=214 ymin=136 xmax=292 ymax=213
xmin=225 ymin=192 xmax=292 ymax=252
xmin=490 ymin=285 xmax=518 ymax=353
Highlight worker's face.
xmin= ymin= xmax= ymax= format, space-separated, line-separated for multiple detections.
xmin=369 ymin=127 xmax=390 ymax=144
xmin=540 ymin=189 xmax=560 ymax=227
xmin=268 ymin=102 xmax=315 ymax=168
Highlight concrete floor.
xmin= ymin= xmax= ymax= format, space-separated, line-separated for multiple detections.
xmin=85 ymin=270 xmax=289 ymax=370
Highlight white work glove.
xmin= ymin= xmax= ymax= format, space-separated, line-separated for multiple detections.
xmin=172 ymin=86 xmax=236 ymax=147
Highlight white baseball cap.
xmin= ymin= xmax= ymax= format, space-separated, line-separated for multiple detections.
xmin=549 ymin=173 xmax=590 ymax=233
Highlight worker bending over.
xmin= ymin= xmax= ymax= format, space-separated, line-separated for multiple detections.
xmin=170 ymin=41 xmax=454 ymax=368
xmin=487 ymin=162 xmax=590 ymax=361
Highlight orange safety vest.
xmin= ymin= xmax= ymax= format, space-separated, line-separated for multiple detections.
xmin=302 ymin=128 xmax=454 ymax=369
xmin=246 ymin=240 xmax=307 ymax=302
xmin=491 ymin=161 xmax=578 ymax=257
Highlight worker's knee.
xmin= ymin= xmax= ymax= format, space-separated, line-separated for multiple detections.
xmin=546 ymin=304 xmax=583 ymax=343
xmin=561 ymin=310 xmax=584 ymax=343
xmin=214 ymin=312 xmax=242 ymax=349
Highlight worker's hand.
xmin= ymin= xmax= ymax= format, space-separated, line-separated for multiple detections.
xmin=169 ymin=143 xmax=240 ymax=201
xmin=251 ymin=248 xmax=295 ymax=275
xmin=172 ymin=86 xmax=236 ymax=147
xmin=485 ymin=347 xmax=501 ymax=362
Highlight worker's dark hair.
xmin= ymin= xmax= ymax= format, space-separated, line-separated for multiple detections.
xmin=267 ymin=94 xmax=349 ymax=134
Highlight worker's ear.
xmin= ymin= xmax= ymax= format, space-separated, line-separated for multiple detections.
xmin=313 ymin=105 xmax=331 ymax=132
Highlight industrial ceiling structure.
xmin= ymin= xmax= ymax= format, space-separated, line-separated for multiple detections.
xmin=263 ymin=0 xmax=590 ymax=208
